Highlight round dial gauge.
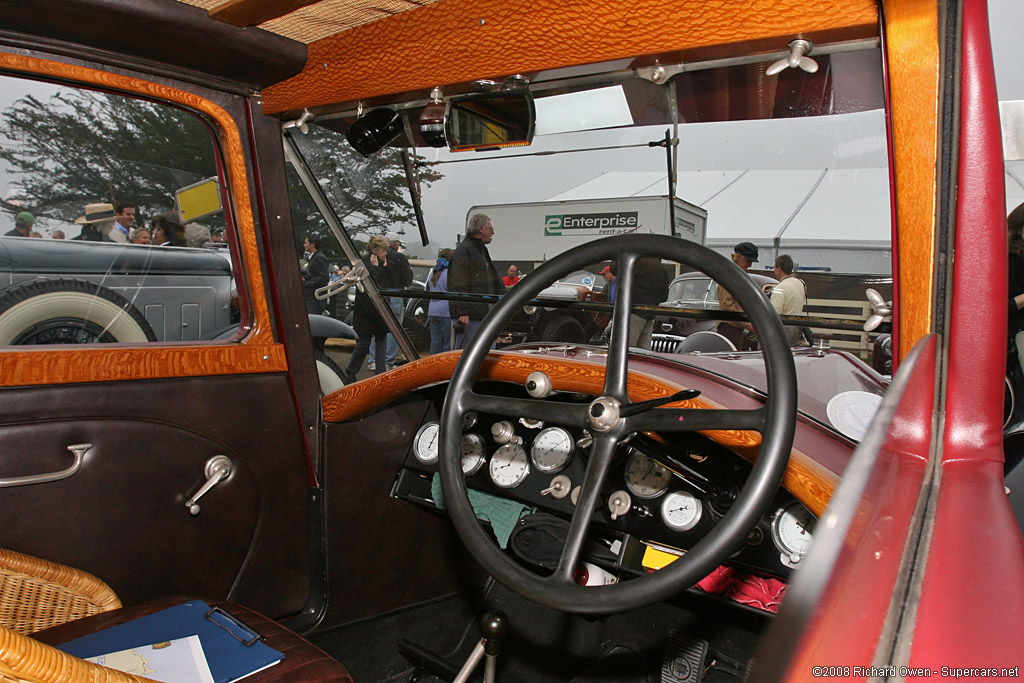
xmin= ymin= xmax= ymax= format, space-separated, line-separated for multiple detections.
xmin=771 ymin=502 xmax=815 ymax=559
xmin=624 ymin=451 xmax=672 ymax=499
xmin=462 ymin=411 xmax=479 ymax=430
xmin=413 ymin=422 xmax=440 ymax=464
xmin=661 ymin=490 xmax=703 ymax=531
xmin=489 ymin=443 xmax=530 ymax=488
xmin=530 ymin=427 xmax=574 ymax=473
xmin=460 ymin=433 xmax=486 ymax=475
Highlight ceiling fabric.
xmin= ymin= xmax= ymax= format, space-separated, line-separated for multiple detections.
xmin=178 ymin=0 xmax=442 ymax=44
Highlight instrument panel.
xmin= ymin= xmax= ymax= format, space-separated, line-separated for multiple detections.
xmin=393 ymin=395 xmax=817 ymax=582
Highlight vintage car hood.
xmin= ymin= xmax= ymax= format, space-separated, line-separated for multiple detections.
xmin=0 ymin=237 xmax=232 ymax=276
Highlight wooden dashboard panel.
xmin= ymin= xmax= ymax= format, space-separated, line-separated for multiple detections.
xmin=322 ymin=350 xmax=840 ymax=517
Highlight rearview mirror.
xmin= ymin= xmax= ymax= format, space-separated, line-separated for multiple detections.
xmin=444 ymin=90 xmax=535 ymax=152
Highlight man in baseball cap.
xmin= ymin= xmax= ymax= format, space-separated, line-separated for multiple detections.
xmin=5 ymin=211 xmax=34 ymax=237
xmin=716 ymin=242 xmax=760 ymax=348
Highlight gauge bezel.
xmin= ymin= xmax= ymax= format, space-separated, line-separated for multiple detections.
xmin=460 ymin=433 xmax=486 ymax=475
xmin=489 ymin=443 xmax=530 ymax=488
xmin=530 ymin=426 xmax=574 ymax=474
xmin=660 ymin=490 xmax=703 ymax=531
xmin=413 ymin=421 xmax=441 ymax=464
xmin=770 ymin=501 xmax=814 ymax=557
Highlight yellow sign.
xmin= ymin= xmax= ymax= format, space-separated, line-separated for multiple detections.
xmin=176 ymin=177 xmax=222 ymax=223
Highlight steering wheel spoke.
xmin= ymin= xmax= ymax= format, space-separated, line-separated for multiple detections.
xmin=551 ymin=434 xmax=618 ymax=583
xmin=461 ymin=392 xmax=589 ymax=427
xmin=625 ymin=407 xmax=766 ymax=434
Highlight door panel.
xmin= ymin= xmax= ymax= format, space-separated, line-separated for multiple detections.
xmin=0 ymin=374 xmax=312 ymax=619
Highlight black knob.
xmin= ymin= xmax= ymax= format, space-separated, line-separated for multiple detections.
xmin=526 ymin=380 xmax=537 ymax=391
xmin=480 ymin=610 xmax=508 ymax=656
xmin=590 ymin=403 xmax=605 ymax=418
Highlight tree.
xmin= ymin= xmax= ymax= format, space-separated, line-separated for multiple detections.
xmin=286 ymin=125 xmax=442 ymax=260
xmin=0 ymin=87 xmax=216 ymax=223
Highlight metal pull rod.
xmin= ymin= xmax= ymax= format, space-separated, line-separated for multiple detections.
xmin=185 ymin=455 xmax=232 ymax=516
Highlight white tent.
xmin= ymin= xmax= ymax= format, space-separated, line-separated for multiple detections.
xmin=547 ymin=168 xmax=893 ymax=274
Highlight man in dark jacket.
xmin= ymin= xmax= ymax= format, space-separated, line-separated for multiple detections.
xmin=448 ymin=213 xmax=505 ymax=349
xmin=628 ymin=257 xmax=669 ymax=348
xmin=302 ymin=235 xmax=331 ymax=315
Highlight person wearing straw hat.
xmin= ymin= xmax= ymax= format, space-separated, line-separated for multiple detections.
xmin=72 ymin=202 xmax=117 ymax=242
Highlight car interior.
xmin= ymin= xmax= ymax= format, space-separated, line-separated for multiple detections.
xmin=0 ymin=0 xmax=1021 ymax=682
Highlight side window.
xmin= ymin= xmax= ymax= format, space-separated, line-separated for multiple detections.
xmin=0 ymin=73 xmax=241 ymax=345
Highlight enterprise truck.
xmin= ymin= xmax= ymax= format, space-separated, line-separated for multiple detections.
xmin=466 ymin=194 xmax=708 ymax=263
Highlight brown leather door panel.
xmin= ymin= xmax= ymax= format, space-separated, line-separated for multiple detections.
xmin=0 ymin=374 xmax=312 ymax=619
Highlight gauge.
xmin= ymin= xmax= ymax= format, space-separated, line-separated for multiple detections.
xmin=489 ymin=443 xmax=530 ymax=488
xmin=530 ymin=427 xmax=574 ymax=473
xmin=520 ymin=417 xmax=544 ymax=430
xmin=661 ymin=490 xmax=703 ymax=531
xmin=413 ymin=422 xmax=440 ymax=464
xmin=460 ymin=433 xmax=486 ymax=475
xmin=624 ymin=451 xmax=672 ymax=499
xmin=462 ymin=411 xmax=478 ymax=430
xmin=771 ymin=502 xmax=815 ymax=564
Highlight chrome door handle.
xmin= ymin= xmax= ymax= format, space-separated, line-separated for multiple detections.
xmin=185 ymin=455 xmax=232 ymax=516
xmin=0 ymin=443 xmax=90 ymax=488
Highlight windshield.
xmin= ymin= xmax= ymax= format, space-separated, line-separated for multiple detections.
xmin=287 ymin=44 xmax=893 ymax=366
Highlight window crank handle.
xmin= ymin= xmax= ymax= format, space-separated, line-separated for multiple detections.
xmin=185 ymin=455 xmax=232 ymax=516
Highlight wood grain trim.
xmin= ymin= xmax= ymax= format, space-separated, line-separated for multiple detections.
xmin=882 ymin=0 xmax=939 ymax=363
xmin=0 ymin=52 xmax=289 ymax=382
xmin=262 ymin=0 xmax=879 ymax=114
xmin=323 ymin=351 xmax=838 ymax=516
xmin=0 ymin=343 xmax=287 ymax=385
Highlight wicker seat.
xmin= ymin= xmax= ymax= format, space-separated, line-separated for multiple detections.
xmin=0 ymin=549 xmax=121 ymax=636
xmin=0 ymin=550 xmax=148 ymax=682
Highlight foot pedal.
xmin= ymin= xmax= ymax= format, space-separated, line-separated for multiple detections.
xmin=661 ymin=632 xmax=711 ymax=683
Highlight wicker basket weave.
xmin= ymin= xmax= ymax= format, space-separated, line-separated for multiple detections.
xmin=0 ymin=550 xmax=154 ymax=682
xmin=0 ymin=549 xmax=121 ymax=636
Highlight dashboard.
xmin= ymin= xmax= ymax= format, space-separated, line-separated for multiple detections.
xmin=391 ymin=383 xmax=816 ymax=584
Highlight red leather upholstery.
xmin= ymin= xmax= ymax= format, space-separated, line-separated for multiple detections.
xmin=33 ymin=597 xmax=353 ymax=683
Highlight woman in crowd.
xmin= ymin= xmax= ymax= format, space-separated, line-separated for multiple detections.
xmin=343 ymin=235 xmax=399 ymax=381
xmin=151 ymin=213 xmax=187 ymax=246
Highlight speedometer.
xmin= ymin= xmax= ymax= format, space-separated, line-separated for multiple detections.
xmin=530 ymin=427 xmax=573 ymax=473
xmin=624 ymin=451 xmax=671 ymax=499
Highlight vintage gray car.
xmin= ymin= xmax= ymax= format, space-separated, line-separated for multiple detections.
xmin=0 ymin=236 xmax=235 ymax=344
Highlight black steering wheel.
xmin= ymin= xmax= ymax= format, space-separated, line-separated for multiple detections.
xmin=438 ymin=234 xmax=797 ymax=614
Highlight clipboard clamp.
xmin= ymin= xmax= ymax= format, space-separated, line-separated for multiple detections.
xmin=204 ymin=607 xmax=264 ymax=647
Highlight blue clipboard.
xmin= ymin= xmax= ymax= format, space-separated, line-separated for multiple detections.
xmin=57 ymin=600 xmax=283 ymax=683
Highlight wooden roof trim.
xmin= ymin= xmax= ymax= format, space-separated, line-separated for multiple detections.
xmin=323 ymin=350 xmax=839 ymax=516
xmin=262 ymin=0 xmax=879 ymax=114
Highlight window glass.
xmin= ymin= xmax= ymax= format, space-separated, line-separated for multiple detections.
xmin=0 ymin=73 xmax=240 ymax=344
xmin=288 ymin=46 xmax=891 ymax=371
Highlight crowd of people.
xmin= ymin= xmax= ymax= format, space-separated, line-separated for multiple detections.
xmin=3 ymin=201 xmax=225 ymax=246
xmin=308 ymin=214 xmax=816 ymax=381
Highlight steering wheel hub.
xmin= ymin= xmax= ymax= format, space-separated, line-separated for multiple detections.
xmin=587 ymin=396 xmax=621 ymax=432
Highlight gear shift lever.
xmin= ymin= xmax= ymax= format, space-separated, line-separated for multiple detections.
xmin=453 ymin=610 xmax=508 ymax=683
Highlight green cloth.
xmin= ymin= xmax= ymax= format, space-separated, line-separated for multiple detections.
xmin=431 ymin=473 xmax=529 ymax=549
